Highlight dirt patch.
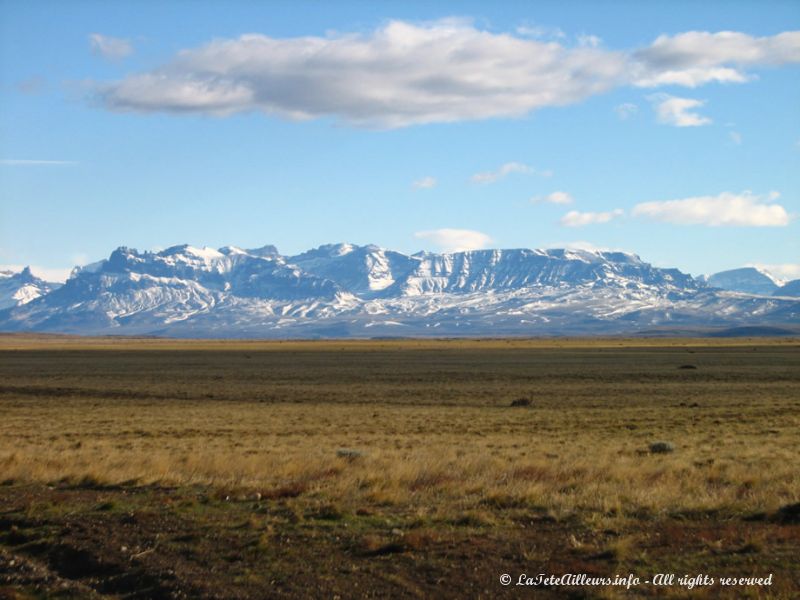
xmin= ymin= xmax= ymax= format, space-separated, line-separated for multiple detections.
xmin=1 ymin=484 xmax=798 ymax=598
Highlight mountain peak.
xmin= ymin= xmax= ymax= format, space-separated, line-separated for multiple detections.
xmin=312 ymin=243 xmax=359 ymax=256
xmin=708 ymin=267 xmax=780 ymax=296
xmin=247 ymin=244 xmax=280 ymax=257
xmin=0 ymin=266 xmax=60 ymax=310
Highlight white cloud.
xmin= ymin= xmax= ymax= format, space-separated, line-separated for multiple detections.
xmin=633 ymin=30 xmax=800 ymax=87
xmin=650 ymin=94 xmax=711 ymax=127
xmin=615 ymin=102 xmax=638 ymax=119
xmin=632 ymin=191 xmax=790 ymax=226
xmin=532 ymin=191 xmax=573 ymax=205
xmin=89 ymin=33 xmax=133 ymax=60
xmin=412 ymin=176 xmax=437 ymax=189
xmin=635 ymin=66 xmax=749 ymax=88
xmin=749 ymin=263 xmax=800 ymax=282
xmin=94 ymin=23 xmax=800 ymax=127
xmin=0 ymin=264 xmax=73 ymax=283
xmin=471 ymin=162 xmax=543 ymax=184
xmin=729 ymin=131 xmax=742 ymax=144
xmin=560 ymin=209 xmax=624 ymax=227
xmin=414 ymin=228 xmax=492 ymax=252
xmin=0 ymin=159 xmax=77 ymax=166
xmin=96 ymin=20 xmax=629 ymax=127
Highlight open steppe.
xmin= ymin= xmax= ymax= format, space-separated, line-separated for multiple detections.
xmin=0 ymin=335 xmax=798 ymax=598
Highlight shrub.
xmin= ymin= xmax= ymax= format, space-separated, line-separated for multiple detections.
xmin=649 ymin=441 xmax=675 ymax=454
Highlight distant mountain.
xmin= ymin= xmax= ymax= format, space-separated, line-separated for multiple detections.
xmin=1 ymin=244 xmax=797 ymax=337
xmin=707 ymin=267 xmax=780 ymax=296
xmin=775 ymin=279 xmax=800 ymax=297
xmin=0 ymin=267 xmax=61 ymax=311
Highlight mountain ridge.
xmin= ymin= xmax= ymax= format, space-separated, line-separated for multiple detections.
xmin=1 ymin=243 xmax=797 ymax=337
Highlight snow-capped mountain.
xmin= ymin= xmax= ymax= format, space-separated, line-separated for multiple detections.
xmin=0 ymin=267 xmax=61 ymax=311
xmin=707 ymin=267 xmax=781 ymax=296
xmin=0 ymin=244 xmax=797 ymax=337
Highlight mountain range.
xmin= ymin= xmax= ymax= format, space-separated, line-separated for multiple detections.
xmin=1 ymin=243 xmax=798 ymax=337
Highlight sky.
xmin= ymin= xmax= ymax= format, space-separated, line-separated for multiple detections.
xmin=1 ymin=0 xmax=799 ymax=282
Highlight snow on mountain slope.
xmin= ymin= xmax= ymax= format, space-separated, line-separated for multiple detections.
xmin=395 ymin=249 xmax=695 ymax=296
xmin=0 ymin=267 xmax=61 ymax=310
xmin=707 ymin=267 xmax=780 ymax=296
xmin=0 ymin=244 xmax=797 ymax=337
xmin=289 ymin=243 xmax=418 ymax=295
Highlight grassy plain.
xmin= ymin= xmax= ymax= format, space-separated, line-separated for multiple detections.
xmin=0 ymin=335 xmax=798 ymax=598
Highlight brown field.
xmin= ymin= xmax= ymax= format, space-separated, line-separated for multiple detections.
xmin=1 ymin=335 xmax=798 ymax=598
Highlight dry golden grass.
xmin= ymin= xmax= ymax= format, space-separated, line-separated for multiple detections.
xmin=1 ymin=336 xmax=799 ymax=599
xmin=2 ymin=332 xmax=798 ymax=350
xmin=1 ymin=335 xmax=798 ymax=525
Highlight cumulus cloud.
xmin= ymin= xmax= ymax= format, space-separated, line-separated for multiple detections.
xmin=632 ymin=191 xmax=789 ymax=226
xmin=560 ymin=209 xmax=624 ymax=227
xmin=92 ymin=23 xmax=800 ymax=127
xmin=635 ymin=66 xmax=749 ymax=88
xmin=650 ymin=94 xmax=711 ymax=127
xmin=414 ymin=228 xmax=492 ymax=252
xmin=412 ymin=176 xmax=437 ymax=189
xmin=96 ymin=20 xmax=629 ymax=127
xmin=89 ymin=33 xmax=133 ymax=60
xmin=632 ymin=30 xmax=800 ymax=87
xmin=532 ymin=191 xmax=573 ymax=205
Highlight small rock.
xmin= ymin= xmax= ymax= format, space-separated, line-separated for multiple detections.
xmin=510 ymin=398 xmax=532 ymax=407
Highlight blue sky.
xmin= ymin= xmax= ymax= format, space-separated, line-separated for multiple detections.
xmin=1 ymin=0 xmax=799 ymax=281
